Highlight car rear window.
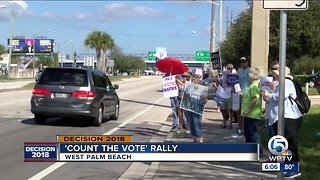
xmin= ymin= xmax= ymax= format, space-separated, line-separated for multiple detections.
xmin=38 ymin=68 xmax=88 ymax=86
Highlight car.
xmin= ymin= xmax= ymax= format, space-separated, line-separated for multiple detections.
xmin=31 ymin=67 xmax=120 ymax=126
xmin=122 ymin=72 xmax=128 ymax=76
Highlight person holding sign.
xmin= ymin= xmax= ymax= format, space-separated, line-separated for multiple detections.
xmin=218 ymin=64 xmax=235 ymax=129
xmin=231 ymin=57 xmax=250 ymax=138
xmin=183 ymin=74 xmax=208 ymax=143
xmin=175 ymin=72 xmax=191 ymax=134
xmin=241 ymin=67 xmax=263 ymax=151
xmin=261 ymin=61 xmax=279 ymax=140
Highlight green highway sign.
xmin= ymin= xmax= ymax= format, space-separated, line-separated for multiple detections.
xmin=195 ymin=51 xmax=210 ymax=61
xmin=148 ymin=51 xmax=156 ymax=60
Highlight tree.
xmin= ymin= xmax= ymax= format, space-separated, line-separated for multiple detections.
xmin=220 ymin=9 xmax=252 ymax=67
xmin=0 ymin=44 xmax=6 ymax=60
xmin=220 ymin=1 xmax=320 ymax=74
xmin=84 ymin=31 xmax=115 ymax=71
xmin=102 ymin=34 xmax=115 ymax=73
xmin=111 ymin=46 xmax=145 ymax=74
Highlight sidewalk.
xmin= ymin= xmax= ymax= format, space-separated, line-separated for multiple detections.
xmin=0 ymin=79 xmax=34 ymax=91
xmin=143 ymin=101 xmax=277 ymax=180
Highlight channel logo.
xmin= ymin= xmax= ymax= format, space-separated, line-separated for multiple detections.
xmin=282 ymin=150 xmax=293 ymax=156
xmin=268 ymin=135 xmax=288 ymax=156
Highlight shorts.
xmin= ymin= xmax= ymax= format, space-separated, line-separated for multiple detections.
xmin=220 ymin=98 xmax=232 ymax=110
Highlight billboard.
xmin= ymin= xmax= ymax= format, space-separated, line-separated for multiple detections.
xmin=8 ymin=39 xmax=54 ymax=54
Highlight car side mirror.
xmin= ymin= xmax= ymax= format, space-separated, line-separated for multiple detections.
xmin=113 ymin=84 xmax=119 ymax=90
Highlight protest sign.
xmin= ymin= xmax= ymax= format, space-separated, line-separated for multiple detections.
xmin=180 ymin=82 xmax=208 ymax=115
xmin=260 ymin=76 xmax=273 ymax=92
xmin=226 ymin=74 xmax=239 ymax=87
xmin=162 ymin=76 xmax=178 ymax=98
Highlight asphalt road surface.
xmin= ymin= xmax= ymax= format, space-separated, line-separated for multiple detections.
xmin=0 ymin=76 xmax=171 ymax=180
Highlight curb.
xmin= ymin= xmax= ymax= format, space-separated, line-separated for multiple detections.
xmin=118 ymin=115 xmax=173 ymax=180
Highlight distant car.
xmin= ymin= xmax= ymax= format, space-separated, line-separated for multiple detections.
xmin=31 ymin=67 xmax=120 ymax=126
xmin=143 ymin=70 xmax=155 ymax=75
xmin=308 ymin=71 xmax=320 ymax=87
xmin=122 ymin=72 xmax=128 ymax=76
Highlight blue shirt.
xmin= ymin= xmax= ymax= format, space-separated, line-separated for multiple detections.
xmin=266 ymin=79 xmax=302 ymax=125
xmin=237 ymin=67 xmax=250 ymax=93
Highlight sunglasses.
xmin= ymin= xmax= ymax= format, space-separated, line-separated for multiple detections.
xmin=240 ymin=61 xmax=248 ymax=63
xmin=271 ymin=68 xmax=278 ymax=70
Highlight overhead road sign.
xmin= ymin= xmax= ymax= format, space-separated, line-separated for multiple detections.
xmin=263 ymin=0 xmax=308 ymax=10
xmin=148 ymin=51 xmax=156 ymax=60
xmin=195 ymin=51 xmax=210 ymax=61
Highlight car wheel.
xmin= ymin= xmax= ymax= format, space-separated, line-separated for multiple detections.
xmin=92 ymin=105 xmax=103 ymax=126
xmin=110 ymin=103 xmax=119 ymax=120
xmin=34 ymin=114 xmax=47 ymax=125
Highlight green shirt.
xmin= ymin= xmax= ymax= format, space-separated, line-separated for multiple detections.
xmin=241 ymin=80 xmax=262 ymax=120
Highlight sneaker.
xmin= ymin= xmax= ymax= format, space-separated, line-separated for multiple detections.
xmin=185 ymin=130 xmax=190 ymax=134
xmin=175 ymin=128 xmax=182 ymax=134
xmin=284 ymin=172 xmax=301 ymax=178
xmin=231 ymin=129 xmax=243 ymax=138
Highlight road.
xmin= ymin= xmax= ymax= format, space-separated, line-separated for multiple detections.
xmin=0 ymin=76 xmax=171 ymax=180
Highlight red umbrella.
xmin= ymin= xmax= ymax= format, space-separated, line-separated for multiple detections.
xmin=155 ymin=57 xmax=189 ymax=75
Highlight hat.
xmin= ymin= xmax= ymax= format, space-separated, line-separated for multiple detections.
xmin=240 ymin=57 xmax=247 ymax=61
xmin=285 ymin=66 xmax=293 ymax=80
xmin=273 ymin=66 xmax=293 ymax=80
xmin=181 ymin=72 xmax=190 ymax=77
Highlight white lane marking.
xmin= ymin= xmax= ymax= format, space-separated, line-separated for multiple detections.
xmin=28 ymin=97 xmax=164 ymax=180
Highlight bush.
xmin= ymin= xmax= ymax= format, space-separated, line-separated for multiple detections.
xmin=294 ymin=75 xmax=309 ymax=86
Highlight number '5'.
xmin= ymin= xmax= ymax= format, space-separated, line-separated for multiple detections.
xmin=272 ymin=138 xmax=285 ymax=151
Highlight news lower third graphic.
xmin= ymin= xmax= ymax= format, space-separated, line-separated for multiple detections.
xmin=24 ymin=135 xmax=259 ymax=162
xmin=261 ymin=135 xmax=299 ymax=172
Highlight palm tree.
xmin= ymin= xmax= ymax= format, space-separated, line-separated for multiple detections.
xmin=84 ymin=31 xmax=115 ymax=71
xmin=102 ymin=34 xmax=115 ymax=73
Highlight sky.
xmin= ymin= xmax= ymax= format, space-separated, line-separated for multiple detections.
xmin=0 ymin=0 xmax=249 ymax=56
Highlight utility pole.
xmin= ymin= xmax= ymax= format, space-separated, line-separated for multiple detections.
xmin=7 ymin=9 xmax=14 ymax=78
xmin=226 ymin=6 xmax=229 ymax=34
xmin=219 ymin=0 xmax=223 ymax=43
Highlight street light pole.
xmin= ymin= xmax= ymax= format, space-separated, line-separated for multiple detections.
xmin=7 ymin=9 xmax=14 ymax=78
xmin=209 ymin=0 xmax=216 ymax=53
xmin=32 ymin=33 xmax=36 ymax=77
xmin=70 ymin=40 xmax=75 ymax=67
xmin=32 ymin=29 xmax=50 ymax=77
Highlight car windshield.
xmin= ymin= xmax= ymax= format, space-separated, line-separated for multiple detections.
xmin=38 ymin=68 xmax=88 ymax=86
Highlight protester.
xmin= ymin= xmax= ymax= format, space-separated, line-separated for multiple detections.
xmin=241 ymin=67 xmax=262 ymax=149
xmin=184 ymin=73 xmax=207 ymax=143
xmin=212 ymin=73 xmax=222 ymax=113
xmin=232 ymin=57 xmax=250 ymax=138
xmin=263 ymin=61 xmax=279 ymax=140
xmin=175 ymin=72 xmax=191 ymax=134
xmin=164 ymin=73 xmax=179 ymax=131
xmin=218 ymin=64 xmax=235 ymax=129
xmin=262 ymin=66 xmax=303 ymax=178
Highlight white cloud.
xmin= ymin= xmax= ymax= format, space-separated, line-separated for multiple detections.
xmin=185 ymin=16 xmax=198 ymax=24
xmin=9 ymin=1 xmax=28 ymax=10
xmin=75 ymin=13 xmax=89 ymax=20
xmin=42 ymin=11 xmax=67 ymax=21
xmin=0 ymin=1 xmax=31 ymax=21
xmin=75 ymin=3 xmax=170 ymax=22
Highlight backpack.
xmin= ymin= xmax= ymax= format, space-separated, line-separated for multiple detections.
xmin=288 ymin=79 xmax=311 ymax=115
